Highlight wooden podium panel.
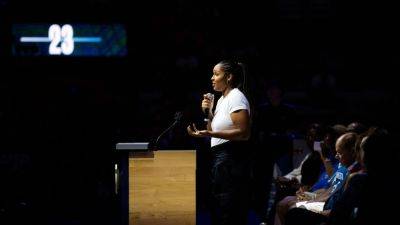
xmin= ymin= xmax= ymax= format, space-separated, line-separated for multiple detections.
xmin=129 ymin=150 xmax=196 ymax=225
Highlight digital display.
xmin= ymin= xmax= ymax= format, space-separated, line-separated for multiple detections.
xmin=12 ymin=23 xmax=127 ymax=57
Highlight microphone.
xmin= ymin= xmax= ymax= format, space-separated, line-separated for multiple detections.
xmin=152 ymin=111 xmax=183 ymax=150
xmin=203 ymin=93 xmax=214 ymax=122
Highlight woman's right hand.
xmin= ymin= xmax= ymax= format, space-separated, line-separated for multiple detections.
xmin=201 ymin=93 xmax=214 ymax=114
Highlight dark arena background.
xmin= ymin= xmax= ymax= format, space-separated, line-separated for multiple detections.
xmin=1 ymin=1 xmax=399 ymax=225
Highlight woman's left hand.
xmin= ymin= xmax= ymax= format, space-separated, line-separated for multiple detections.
xmin=187 ymin=123 xmax=211 ymax=137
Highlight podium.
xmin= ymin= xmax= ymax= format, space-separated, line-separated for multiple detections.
xmin=116 ymin=143 xmax=196 ymax=225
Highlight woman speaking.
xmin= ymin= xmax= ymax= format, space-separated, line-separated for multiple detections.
xmin=187 ymin=60 xmax=251 ymax=225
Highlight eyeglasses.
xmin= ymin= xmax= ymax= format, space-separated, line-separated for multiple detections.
xmin=335 ymin=151 xmax=344 ymax=159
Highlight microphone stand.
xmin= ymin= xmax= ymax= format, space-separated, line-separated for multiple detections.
xmin=151 ymin=112 xmax=183 ymax=151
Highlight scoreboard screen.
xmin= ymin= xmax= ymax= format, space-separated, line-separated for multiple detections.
xmin=12 ymin=23 xmax=127 ymax=57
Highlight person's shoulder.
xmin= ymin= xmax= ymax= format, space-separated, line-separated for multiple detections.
xmin=230 ymin=88 xmax=244 ymax=96
xmin=347 ymin=173 xmax=367 ymax=189
xmin=229 ymin=88 xmax=248 ymax=100
xmin=349 ymin=173 xmax=367 ymax=183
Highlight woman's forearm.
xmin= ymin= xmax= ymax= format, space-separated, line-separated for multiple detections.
xmin=207 ymin=113 xmax=213 ymax=131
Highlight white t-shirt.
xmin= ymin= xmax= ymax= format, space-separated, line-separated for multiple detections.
xmin=211 ymin=88 xmax=250 ymax=147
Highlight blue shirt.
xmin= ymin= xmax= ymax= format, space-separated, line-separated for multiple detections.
xmin=329 ymin=163 xmax=348 ymax=193
xmin=311 ymin=159 xmax=339 ymax=191
xmin=324 ymin=163 xmax=354 ymax=210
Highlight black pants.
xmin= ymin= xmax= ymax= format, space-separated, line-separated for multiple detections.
xmin=210 ymin=141 xmax=251 ymax=225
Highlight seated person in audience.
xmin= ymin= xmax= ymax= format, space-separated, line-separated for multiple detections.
xmin=342 ymin=128 xmax=370 ymax=190
xmin=267 ymin=123 xmax=322 ymax=225
xmin=275 ymin=123 xmax=324 ymax=196
xmin=271 ymin=124 xmax=342 ymax=224
xmin=308 ymin=125 xmax=345 ymax=191
xmin=274 ymin=132 xmax=360 ymax=225
xmin=276 ymin=124 xmax=344 ymax=201
xmin=328 ymin=127 xmax=393 ymax=225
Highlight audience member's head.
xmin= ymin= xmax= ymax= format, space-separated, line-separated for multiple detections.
xmin=332 ymin=124 xmax=347 ymax=135
xmin=321 ymin=125 xmax=345 ymax=159
xmin=305 ymin=123 xmax=324 ymax=150
xmin=360 ymin=127 xmax=389 ymax=176
xmin=266 ymin=83 xmax=284 ymax=106
xmin=353 ymin=127 xmax=380 ymax=168
xmin=346 ymin=122 xmax=368 ymax=135
xmin=335 ymin=132 xmax=358 ymax=167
